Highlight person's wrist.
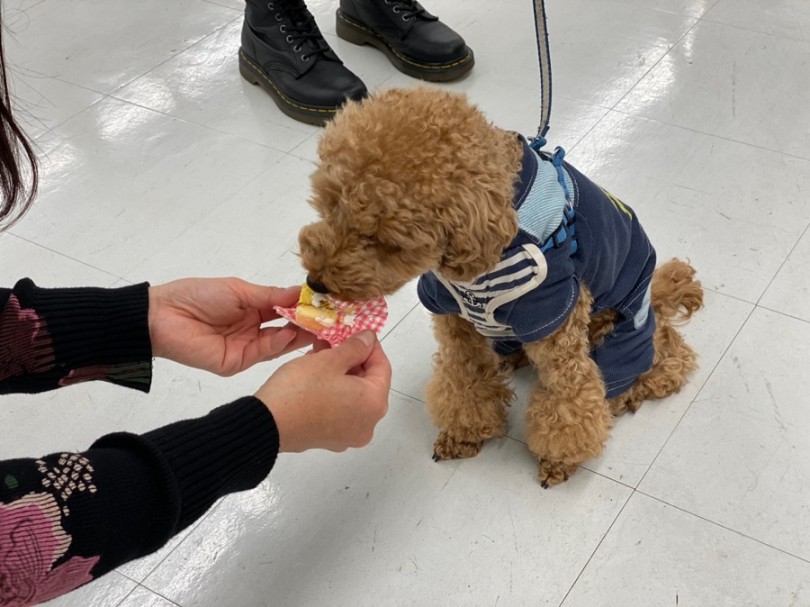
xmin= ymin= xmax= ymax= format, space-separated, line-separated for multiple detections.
xmin=147 ymin=285 xmax=166 ymax=358
xmin=258 ymin=393 xmax=306 ymax=453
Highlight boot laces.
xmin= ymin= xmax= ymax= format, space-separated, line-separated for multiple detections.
xmin=267 ymin=1 xmax=331 ymax=60
xmin=383 ymin=0 xmax=427 ymax=21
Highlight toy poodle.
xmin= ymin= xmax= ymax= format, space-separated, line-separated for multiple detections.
xmin=298 ymin=87 xmax=703 ymax=487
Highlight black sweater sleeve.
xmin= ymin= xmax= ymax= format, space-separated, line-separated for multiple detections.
xmin=0 ymin=397 xmax=280 ymax=605
xmin=0 ymin=278 xmax=152 ymax=394
xmin=0 ymin=280 xmax=281 ymax=606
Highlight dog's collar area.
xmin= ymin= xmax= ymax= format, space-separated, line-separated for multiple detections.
xmin=512 ymin=135 xmax=577 ymax=256
xmin=516 ymin=134 xmax=572 ymax=207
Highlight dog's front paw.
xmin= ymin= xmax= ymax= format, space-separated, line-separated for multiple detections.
xmin=432 ymin=432 xmax=484 ymax=461
xmin=537 ymin=460 xmax=580 ymax=489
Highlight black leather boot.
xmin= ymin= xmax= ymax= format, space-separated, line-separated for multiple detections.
xmin=240 ymin=0 xmax=368 ymax=126
xmin=336 ymin=0 xmax=474 ymax=81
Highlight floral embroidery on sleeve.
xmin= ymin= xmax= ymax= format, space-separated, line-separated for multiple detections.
xmin=0 ymin=296 xmax=55 ymax=383
xmin=59 ymin=362 xmax=152 ymax=390
xmin=36 ymin=455 xmax=98 ymax=518
xmin=0 ymin=492 xmax=99 ymax=606
xmin=0 ymin=457 xmax=101 ymax=606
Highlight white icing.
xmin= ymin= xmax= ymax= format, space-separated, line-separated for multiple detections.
xmin=316 ymin=314 xmax=336 ymax=327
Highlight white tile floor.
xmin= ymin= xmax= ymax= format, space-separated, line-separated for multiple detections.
xmin=2 ymin=0 xmax=810 ymax=605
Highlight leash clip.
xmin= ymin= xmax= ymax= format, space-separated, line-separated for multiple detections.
xmin=528 ymin=125 xmax=550 ymax=151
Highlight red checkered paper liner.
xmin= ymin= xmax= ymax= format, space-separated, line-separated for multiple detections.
xmin=274 ymin=295 xmax=388 ymax=347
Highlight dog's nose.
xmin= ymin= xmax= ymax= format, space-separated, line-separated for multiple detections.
xmin=306 ymin=275 xmax=330 ymax=294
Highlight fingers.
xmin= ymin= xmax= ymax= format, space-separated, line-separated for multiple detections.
xmin=308 ymin=339 xmax=331 ymax=354
xmin=319 ymin=330 xmax=377 ymax=373
xmin=255 ymin=329 xmax=390 ymax=453
xmin=240 ymin=326 xmax=316 ymax=371
xmin=276 ymin=325 xmax=318 ymax=352
xmin=361 ymin=340 xmax=393 ymax=389
xmin=231 ymin=280 xmax=301 ymax=323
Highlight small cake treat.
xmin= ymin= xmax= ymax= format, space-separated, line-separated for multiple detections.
xmin=294 ymin=284 xmax=346 ymax=332
xmin=275 ymin=283 xmax=389 ymax=346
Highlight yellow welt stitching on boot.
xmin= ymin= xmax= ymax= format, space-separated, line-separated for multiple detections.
xmin=337 ymin=11 xmax=472 ymax=71
xmin=240 ymin=50 xmax=338 ymax=116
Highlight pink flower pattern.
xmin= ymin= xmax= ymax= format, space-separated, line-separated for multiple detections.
xmin=0 ymin=297 xmax=55 ymax=383
xmin=0 ymin=493 xmax=99 ymax=606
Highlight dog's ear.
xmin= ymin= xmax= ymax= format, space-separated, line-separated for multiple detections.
xmin=339 ymin=177 xmax=401 ymax=235
xmin=376 ymin=213 xmax=442 ymax=257
xmin=438 ymin=190 xmax=519 ymax=282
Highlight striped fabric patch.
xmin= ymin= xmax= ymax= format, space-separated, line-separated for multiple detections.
xmin=435 ymin=244 xmax=548 ymax=338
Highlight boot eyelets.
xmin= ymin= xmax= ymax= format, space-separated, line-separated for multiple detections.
xmin=279 ymin=24 xmax=286 ymax=32
xmin=393 ymin=6 xmax=400 ymax=12
xmin=275 ymin=13 xmax=282 ymax=21
xmin=302 ymin=54 xmax=311 ymax=61
xmin=402 ymin=15 xmax=410 ymax=21
xmin=293 ymin=44 xmax=302 ymax=51
xmin=286 ymin=35 xmax=293 ymax=43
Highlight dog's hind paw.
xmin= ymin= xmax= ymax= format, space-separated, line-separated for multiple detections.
xmin=537 ymin=460 xmax=580 ymax=488
xmin=432 ymin=432 xmax=484 ymax=461
xmin=608 ymin=392 xmax=645 ymax=416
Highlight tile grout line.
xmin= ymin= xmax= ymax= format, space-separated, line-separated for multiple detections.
xmin=634 ymin=489 xmax=810 ymax=566
xmin=112 ymin=583 xmax=139 ymax=607
xmin=557 ymin=487 xmax=636 ymax=607
xmin=103 ymin=90 xmax=314 ymax=157
xmin=633 ymin=303 xmax=758 ymax=490
xmin=569 ymin=7 xmax=810 ymax=166
xmin=595 ymin=11 xmax=703 ymax=129
xmin=379 ymin=301 xmax=421 ymax=344
xmin=565 ymin=7 xmax=700 ymax=158
xmin=4 ymin=233 xmax=126 ymax=285
xmin=114 ymin=582 xmax=184 ymax=607
xmin=756 ymin=304 xmax=810 ymax=326
xmin=607 ymin=106 xmax=810 ymax=164
xmin=114 ymin=496 xmax=230 ymax=592
xmin=754 ymin=220 xmax=810 ymax=309
xmin=699 ymin=13 xmax=810 ymax=46
xmin=105 ymin=13 xmax=243 ymax=100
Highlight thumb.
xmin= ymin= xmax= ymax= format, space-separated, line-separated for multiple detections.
xmin=321 ymin=330 xmax=376 ymax=371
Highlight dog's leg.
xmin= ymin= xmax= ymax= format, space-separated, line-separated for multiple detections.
xmin=427 ymin=314 xmax=513 ymax=461
xmin=608 ymin=259 xmax=703 ymax=416
xmin=523 ymin=289 xmax=613 ymax=488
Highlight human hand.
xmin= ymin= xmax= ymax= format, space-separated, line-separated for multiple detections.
xmin=255 ymin=330 xmax=392 ymax=453
xmin=149 ymin=278 xmax=317 ymax=376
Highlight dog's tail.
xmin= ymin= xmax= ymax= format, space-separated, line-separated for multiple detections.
xmin=651 ymin=258 xmax=704 ymax=323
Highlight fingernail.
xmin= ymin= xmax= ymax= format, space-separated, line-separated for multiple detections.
xmin=356 ymin=330 xmax=375 ymax=346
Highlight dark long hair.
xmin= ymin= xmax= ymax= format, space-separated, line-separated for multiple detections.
xmin=0 ymin=14 xmax=38 ymax=230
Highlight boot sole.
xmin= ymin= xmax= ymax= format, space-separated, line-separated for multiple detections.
xmin=336 ymin=10 xmax=474 ymax=82
xmin=239 ymin=49 xmax=338 ymax=127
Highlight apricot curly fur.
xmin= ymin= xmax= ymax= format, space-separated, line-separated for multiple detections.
xmin=299 ymin=87 xmax=522 ymax=300
xmin=298 ymin=86 xmax=704 ymax=487
xmin=608 ymin=259 xmax=704 ymax=415
xmin=523 ymin=287 xmax=613 ymax=486
xmin=427 ymin=314 xmax=513 ymax=461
